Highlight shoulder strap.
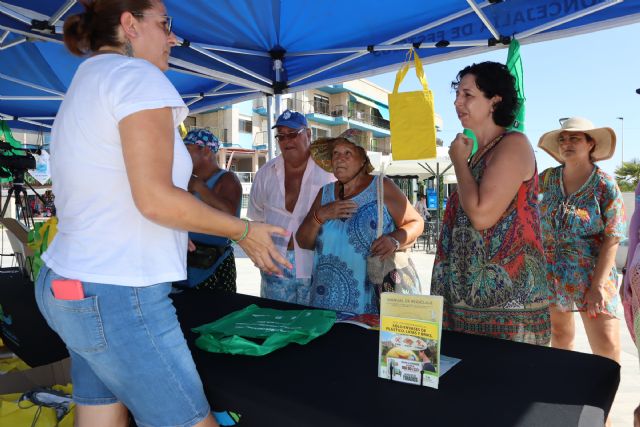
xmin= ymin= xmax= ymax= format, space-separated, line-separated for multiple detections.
xmin=205 ymin=169 xmax=228 ymax=189
xmin=468 ymin=133 xmax=506 ymax=169
xmin=376 ymin=174 xmax=384 ymax=238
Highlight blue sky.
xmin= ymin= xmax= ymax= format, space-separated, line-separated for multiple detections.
xmin=367 ymin=22 xmax=640 ymax=177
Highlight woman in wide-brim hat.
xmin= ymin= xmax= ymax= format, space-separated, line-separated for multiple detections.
xmin=296 ymin=129 xmax=423 ymax=314
xmin=538 ymin=117 xmax=626 ymax=364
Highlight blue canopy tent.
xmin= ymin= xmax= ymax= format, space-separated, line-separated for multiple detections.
xmin=0 ymin=0 xmax=639 ymax=155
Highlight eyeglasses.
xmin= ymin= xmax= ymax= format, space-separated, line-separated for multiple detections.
xmin=132 ymin=13 xmax=173 ymax=35
xmin=275 ymin=128 xmax=305 ymax=142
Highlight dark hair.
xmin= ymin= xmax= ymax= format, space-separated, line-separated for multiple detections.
xmin=584 ymin=133 xmax=597 ymax=160
xmin=452 ymin=61 xmax=519 ymax=127
xmin=63 ymin=0 xmax=155 ymax=56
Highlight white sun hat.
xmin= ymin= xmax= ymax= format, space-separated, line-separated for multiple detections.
xmin=537 ymin=117 xmax=616 ymax=163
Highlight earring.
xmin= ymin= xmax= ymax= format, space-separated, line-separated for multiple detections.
xmin=124 ymin=39 xmax=134 ymax=57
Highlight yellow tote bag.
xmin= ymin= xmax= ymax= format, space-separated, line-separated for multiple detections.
xmin=388 ymin=48 xmax=437 ymax=160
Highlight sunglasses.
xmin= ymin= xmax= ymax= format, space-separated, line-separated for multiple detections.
xmin=132 ymin=12 xmax=173 ymax=35
xmin=275 ymin=128 xmax=305 ymax=142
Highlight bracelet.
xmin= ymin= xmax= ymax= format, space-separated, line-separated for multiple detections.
xmin=313 ymin=210 xmax=324 ymax=225
xmin=231 ymin=218 xmax=249 ymax=244
xmin=388 ymin=235 xmax=400 ymax=251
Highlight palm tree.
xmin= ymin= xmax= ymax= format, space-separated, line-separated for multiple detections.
xmin=615 ymin=159 xmax=640 ymax=192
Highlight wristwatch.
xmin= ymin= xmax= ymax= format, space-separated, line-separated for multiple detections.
xmin=388 ymin=236 xmax=400 ymax=251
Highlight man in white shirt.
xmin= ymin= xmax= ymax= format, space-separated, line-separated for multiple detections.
xmin=248 ymin=110 xmax=335 ymax=304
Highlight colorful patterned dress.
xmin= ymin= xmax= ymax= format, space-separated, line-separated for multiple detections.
xmin=310 ymin=176 xmax=395 ymax=314
xmin=431 ymin=135 xmax=550 ymax=345
xmin=539 ymin=166 xmax=625 ymax=317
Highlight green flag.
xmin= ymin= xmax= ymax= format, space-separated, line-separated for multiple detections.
xmin=0 ymin=120 xmax=29 ymax=182
xmin=0 ymin=120 xmax=22 ymax=149
xmin=506 ymin=39 xmax=525 ymax=132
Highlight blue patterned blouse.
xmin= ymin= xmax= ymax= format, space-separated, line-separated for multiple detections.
xmin=310 ymin=176 xmax=394 ymax=314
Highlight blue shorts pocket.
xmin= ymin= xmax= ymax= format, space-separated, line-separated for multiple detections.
xmin=50 ymin=295 xmax=107 ymax=354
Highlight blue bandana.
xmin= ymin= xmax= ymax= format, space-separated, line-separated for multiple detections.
xmin=184 ymin=129 xmax=220 ymax=152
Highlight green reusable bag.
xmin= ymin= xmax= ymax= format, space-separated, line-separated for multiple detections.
xmin=506 ymin=38 xmax=526 ymax=132
xmin=192 ymin=305 xmax=336 ymax=356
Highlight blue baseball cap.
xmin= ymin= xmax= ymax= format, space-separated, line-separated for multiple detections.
xmin=272 ymin=109 xmax=307 ymax=129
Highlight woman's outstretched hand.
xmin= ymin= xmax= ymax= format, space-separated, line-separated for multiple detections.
xmin=238 ymin=222 xmax=292 ymax=276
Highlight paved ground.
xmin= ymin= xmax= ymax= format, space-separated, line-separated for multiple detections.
xmin=234 ymin=244 xmax=639 ymax=426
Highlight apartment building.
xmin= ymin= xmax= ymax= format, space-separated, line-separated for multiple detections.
xmin=187 ymin=79 xmax=443 ymax=210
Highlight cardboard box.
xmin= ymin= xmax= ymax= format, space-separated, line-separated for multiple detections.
xmin=0 ymin=357 xmax=71 ymax=394
xmin=0 ymin=218 xmax=33 ymax=257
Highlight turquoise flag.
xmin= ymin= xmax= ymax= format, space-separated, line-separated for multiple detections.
xmin=506 ymin=39 xmax=525 ymax=132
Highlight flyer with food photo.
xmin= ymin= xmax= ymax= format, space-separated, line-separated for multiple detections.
xmin=378 ymin=293 xmax=444 ymax=389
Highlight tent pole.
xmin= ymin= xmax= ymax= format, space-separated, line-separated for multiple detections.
xmin=0 ymin=73 xmax=64 ymax=96
xmin=266 ymin=94 xmax=275 ymax=161
xmin=182 ymin=89 xmax=257 ymax=98
xmin=197 ymin=43 xmax=271 ymax=57
xmin=0 ymin=5 xmax=31 ymax=25
xmin=0 ymin=36 xmax=25 ymax=50
xmin=288 ymin=40 xmax=486 ymax=57
xmin=17 ymin=118 xmax=51 ymax=129
xmin=436 ymin=163 xmax=440 ymax=239
xmin=168 ymin=57 xmax=273 ymax=93
xmin=288 ymin=4 xmax=483 ymax=85
xmin=273 ymin=94 xmax=282 ymax=158
xmin=466 ymin=0 xmax=500 ymax=40
xmin=273 ymin=58 xmax=284 ymax=159
xmin=185 ymin=96 xmax=204 ymax=107
xmin=0 ymin=96 xmax=62 ymax=101
xmin=517 ymin=0 xmax=621 ymax=40
xmin=49 ymin=0 xmax=77 ymax=25
xmin=188 ymin=45 xmax=272 ymax=85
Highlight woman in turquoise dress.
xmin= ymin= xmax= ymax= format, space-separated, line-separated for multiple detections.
xmin=296 ymin=129 xmax=424 ymax=314
xmin=538 ymin=117 xmax=625 ymax=363
xmin=431 ymin=62 xmax=550 ymax=345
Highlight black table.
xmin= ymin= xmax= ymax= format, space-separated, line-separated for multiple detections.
xmin=172 ymin=290 xmax=620 ymax=427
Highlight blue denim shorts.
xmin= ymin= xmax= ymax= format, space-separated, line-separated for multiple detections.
xmin=35 ymin=264 xmax=210 ymax=427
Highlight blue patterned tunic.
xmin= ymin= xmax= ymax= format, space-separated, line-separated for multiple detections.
xmin=310 ymin=176 xmax=394 ymax=314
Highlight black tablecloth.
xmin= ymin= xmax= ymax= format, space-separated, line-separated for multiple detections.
xmin=172 ymin=290 xmax=620 ymax=427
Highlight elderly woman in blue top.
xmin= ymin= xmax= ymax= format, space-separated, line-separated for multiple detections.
xmin=180 ymin=128 xmax=242 ymax=292
xmin=297 ymin=129 xmax=423 ymax=314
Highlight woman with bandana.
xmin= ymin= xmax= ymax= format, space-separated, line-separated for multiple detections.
xmin=180 ymin=128 xmax=242 ymax=292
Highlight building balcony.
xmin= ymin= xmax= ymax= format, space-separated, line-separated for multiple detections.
xmin=347 ymin=108 xmax=390 ymax=130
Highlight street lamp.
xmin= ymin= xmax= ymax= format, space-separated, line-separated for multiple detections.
xmin=617 ymin=116 xmax=624 ymax=166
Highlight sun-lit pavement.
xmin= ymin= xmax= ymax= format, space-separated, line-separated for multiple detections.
xmin=233 ymin=244 xmax=639 ymax=426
